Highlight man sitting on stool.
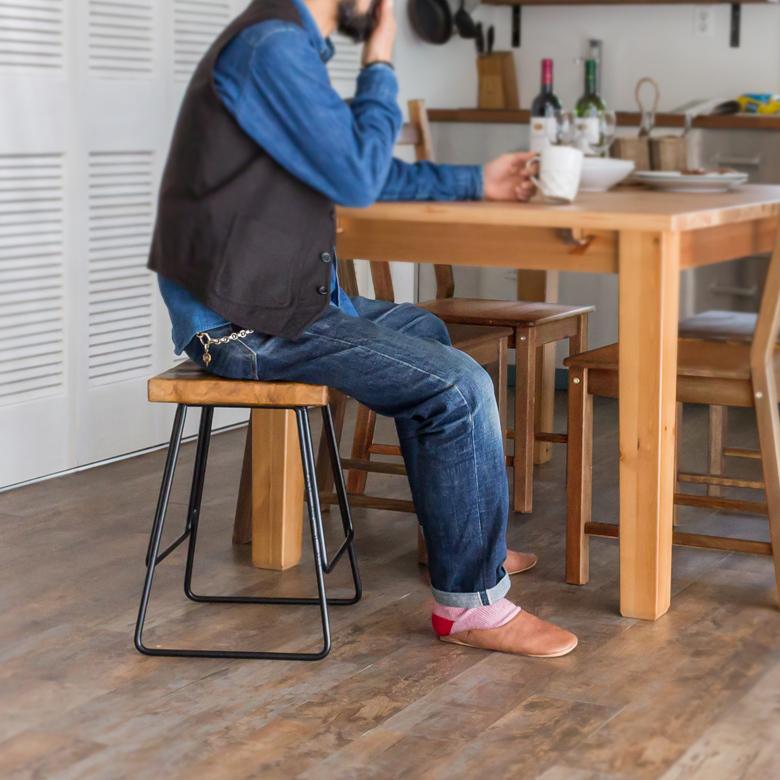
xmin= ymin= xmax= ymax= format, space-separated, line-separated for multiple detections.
xmin=149 ymin=0 xmax=577 ymax=658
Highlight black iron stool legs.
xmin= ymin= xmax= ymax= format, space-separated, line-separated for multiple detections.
xmin=135 ymin=404 xmax=188 ymax=652
xmin=183 ymin=405 xmax=215 ymax=602
xmin=134 ymin=403 xmax=361 ymax=661
xmin=296 ymin=407 xmax=333 ymax=656
xmin=320 ymin=405 xmax=361 ymax=596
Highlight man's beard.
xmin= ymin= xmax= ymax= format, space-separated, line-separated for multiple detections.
xmin=337 ymin=0 xmax=382 ymax=44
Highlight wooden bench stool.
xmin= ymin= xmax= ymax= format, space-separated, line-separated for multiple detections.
xmin=134 ymin=362 xmax=361 ymax=661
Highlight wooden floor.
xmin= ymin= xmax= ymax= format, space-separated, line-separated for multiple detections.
xmin=1 ymin=395 xmax=779 ymax=779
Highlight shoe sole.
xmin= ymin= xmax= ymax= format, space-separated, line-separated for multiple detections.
xmin=439 ymin=634 xmax=578 ymax=659
xmin=505 ymin=557 xmax=538 ymax=576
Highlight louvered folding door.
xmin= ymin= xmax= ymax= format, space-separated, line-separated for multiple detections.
xmin=0 ymin=0 xmax=72 ymax=485
xmin=1 ymin=1 xmax=361 ymax=488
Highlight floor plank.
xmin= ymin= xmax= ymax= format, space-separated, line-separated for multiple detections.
xmin=1 ymin=396 xmax=778 ymax=779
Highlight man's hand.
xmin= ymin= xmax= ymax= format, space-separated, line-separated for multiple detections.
xmin=483 ymin=152 xmax=537 ymax=202
xmin=362 ymin=0 xmax=397 ymax=66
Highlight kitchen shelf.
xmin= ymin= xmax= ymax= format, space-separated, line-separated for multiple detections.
xmin=483 ymin=0 xmax=770 ymax=5
xmin=482 ymin=0 xmax=771 ymax=47
xmin=428 ymin=108 xmax=780 ymax=131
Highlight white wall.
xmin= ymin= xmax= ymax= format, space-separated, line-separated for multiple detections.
xmin=396 ymin=4 xmax=780 ymax=112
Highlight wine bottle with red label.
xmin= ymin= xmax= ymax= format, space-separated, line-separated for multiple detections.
xmin=529 ymin=58 xmax=561 ymax=153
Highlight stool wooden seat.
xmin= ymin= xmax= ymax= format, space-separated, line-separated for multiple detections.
xmin=148 ymin=361 xmax=330 ymax=407
xmin=135 ymin=362 xmax=361 ymax=661
xmin=563 ymin=230 xmax=780 ymax=604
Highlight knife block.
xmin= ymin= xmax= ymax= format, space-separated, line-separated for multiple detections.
xmin=477 ymin=53 xmax=519 ymax=110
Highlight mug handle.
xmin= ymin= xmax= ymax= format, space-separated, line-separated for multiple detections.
xmin=524 ymin=154 xmax=543 ymax=197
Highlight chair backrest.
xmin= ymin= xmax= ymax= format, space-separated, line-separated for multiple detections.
xmin=751 ymin=227 xmax=780 ymax=373
xmin=748 ymin=222 xmax=780 ymax=519
xmin=361 ymin=100 xmax=457 ymax=303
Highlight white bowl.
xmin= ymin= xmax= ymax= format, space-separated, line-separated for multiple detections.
xmin=579 ymin=157 xmax=635 ymax=192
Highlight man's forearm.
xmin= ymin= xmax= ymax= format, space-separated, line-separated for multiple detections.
xmin=378 ymin=159 xmax=484 ymax=202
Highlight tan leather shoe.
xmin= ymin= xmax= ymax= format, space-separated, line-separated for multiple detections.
xmin=418 ymin=531 xmax=538 ymax=576
xmin=440 ymin=610 xmax=578 ymax=658
xmin=504 ymin=549 xmax=537 ymax=575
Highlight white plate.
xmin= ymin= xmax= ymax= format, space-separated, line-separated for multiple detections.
xmin=634 ymin=170 xmax=748 ymax=193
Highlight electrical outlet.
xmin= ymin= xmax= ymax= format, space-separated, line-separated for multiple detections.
xmin=693 ymin=6 xmax=715 ymax=38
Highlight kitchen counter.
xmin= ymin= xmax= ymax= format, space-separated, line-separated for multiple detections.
xmin=429 ymin=108 xmax=780 ymax=131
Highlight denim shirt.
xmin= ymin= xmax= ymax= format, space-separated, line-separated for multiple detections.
xmin=158 ymin=0 xmax=484 ymax=354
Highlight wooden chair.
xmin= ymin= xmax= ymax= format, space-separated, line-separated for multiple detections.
xmin=678 ymin=310 xmax=780 ymax=497
xmin=564 ymin=232 xmax=780 ymax=604
xmin=316 ymin=100 xmax=515 ymax=518
xmin=135 ymin=362 xmax=361 ymax=660
xmin=371 ymin=99 xmax=593 ymax=513
xmin=328 ymin=268 xmax=513 ymax=514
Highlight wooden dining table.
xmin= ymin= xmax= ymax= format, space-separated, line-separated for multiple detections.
xmin=234 ymin=184 xmax=780 ymax=621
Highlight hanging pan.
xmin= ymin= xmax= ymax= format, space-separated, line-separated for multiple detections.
xmin=408 ymin=0 xmax=454 ymax=46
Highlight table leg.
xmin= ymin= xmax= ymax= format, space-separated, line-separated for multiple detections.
xmin=618 ymin=231 xmax=680 ymax=620
xmin=517 ymin=269 xmax=559 ymax=464
xmin=233 ymin=409 xmax=304 ymax=570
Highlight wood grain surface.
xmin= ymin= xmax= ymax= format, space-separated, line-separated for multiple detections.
xmin=1 ymin=398 xmax=778 ymax=779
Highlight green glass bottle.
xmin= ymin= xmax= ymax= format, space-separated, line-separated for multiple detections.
xmin=575 ymin=59 xmax=606 ymax=150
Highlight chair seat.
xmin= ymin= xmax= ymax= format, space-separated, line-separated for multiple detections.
xmin=447 ymin=322 xmax=514 ymax=352
xmin=148 ymin=361 xmax=330 ymax=408
xmin=678 ymin=310 xmax=764 ymax=343
xmin=419 ymin=297 xmax=594 ymax=328
xmin=565 ymin=339 xmax=780 ymax=382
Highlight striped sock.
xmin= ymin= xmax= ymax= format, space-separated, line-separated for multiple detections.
xmin=431 ymin=598 xmax=522 ymax=637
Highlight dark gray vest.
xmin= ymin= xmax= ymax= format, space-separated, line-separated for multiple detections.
xmin=148 ymin=0 xmax=336 ymax=339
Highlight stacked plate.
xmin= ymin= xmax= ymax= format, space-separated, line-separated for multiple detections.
xmin=634 ymin=170 xmax=749 ymax=193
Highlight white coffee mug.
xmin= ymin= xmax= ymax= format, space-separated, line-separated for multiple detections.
xmin=527 ymin=145 xmax=584 ymax=204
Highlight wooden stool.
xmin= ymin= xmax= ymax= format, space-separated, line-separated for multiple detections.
xmin=419 ymin=297 xmax=593 ymax=513
xmin=564 ymin=231 xmax=780 ymax=604
xmin=134 ymin=362 xmax=361 ymax=661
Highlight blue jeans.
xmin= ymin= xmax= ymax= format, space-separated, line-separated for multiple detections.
xmin=184 ymin=295 xmax=509 ymax=608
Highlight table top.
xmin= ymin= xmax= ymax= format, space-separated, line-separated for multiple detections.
xmin=338 ymin=184 xmax=780 ymax=233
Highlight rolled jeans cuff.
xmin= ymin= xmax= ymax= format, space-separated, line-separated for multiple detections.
xmin=431 ymin=571 xmax=511 ymax=608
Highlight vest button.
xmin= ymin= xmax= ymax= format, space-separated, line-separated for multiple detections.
xmin=317 ymin=285 xmax=329 ymax=295
xmin=320 ymin=251 xmax=332 ymax=264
